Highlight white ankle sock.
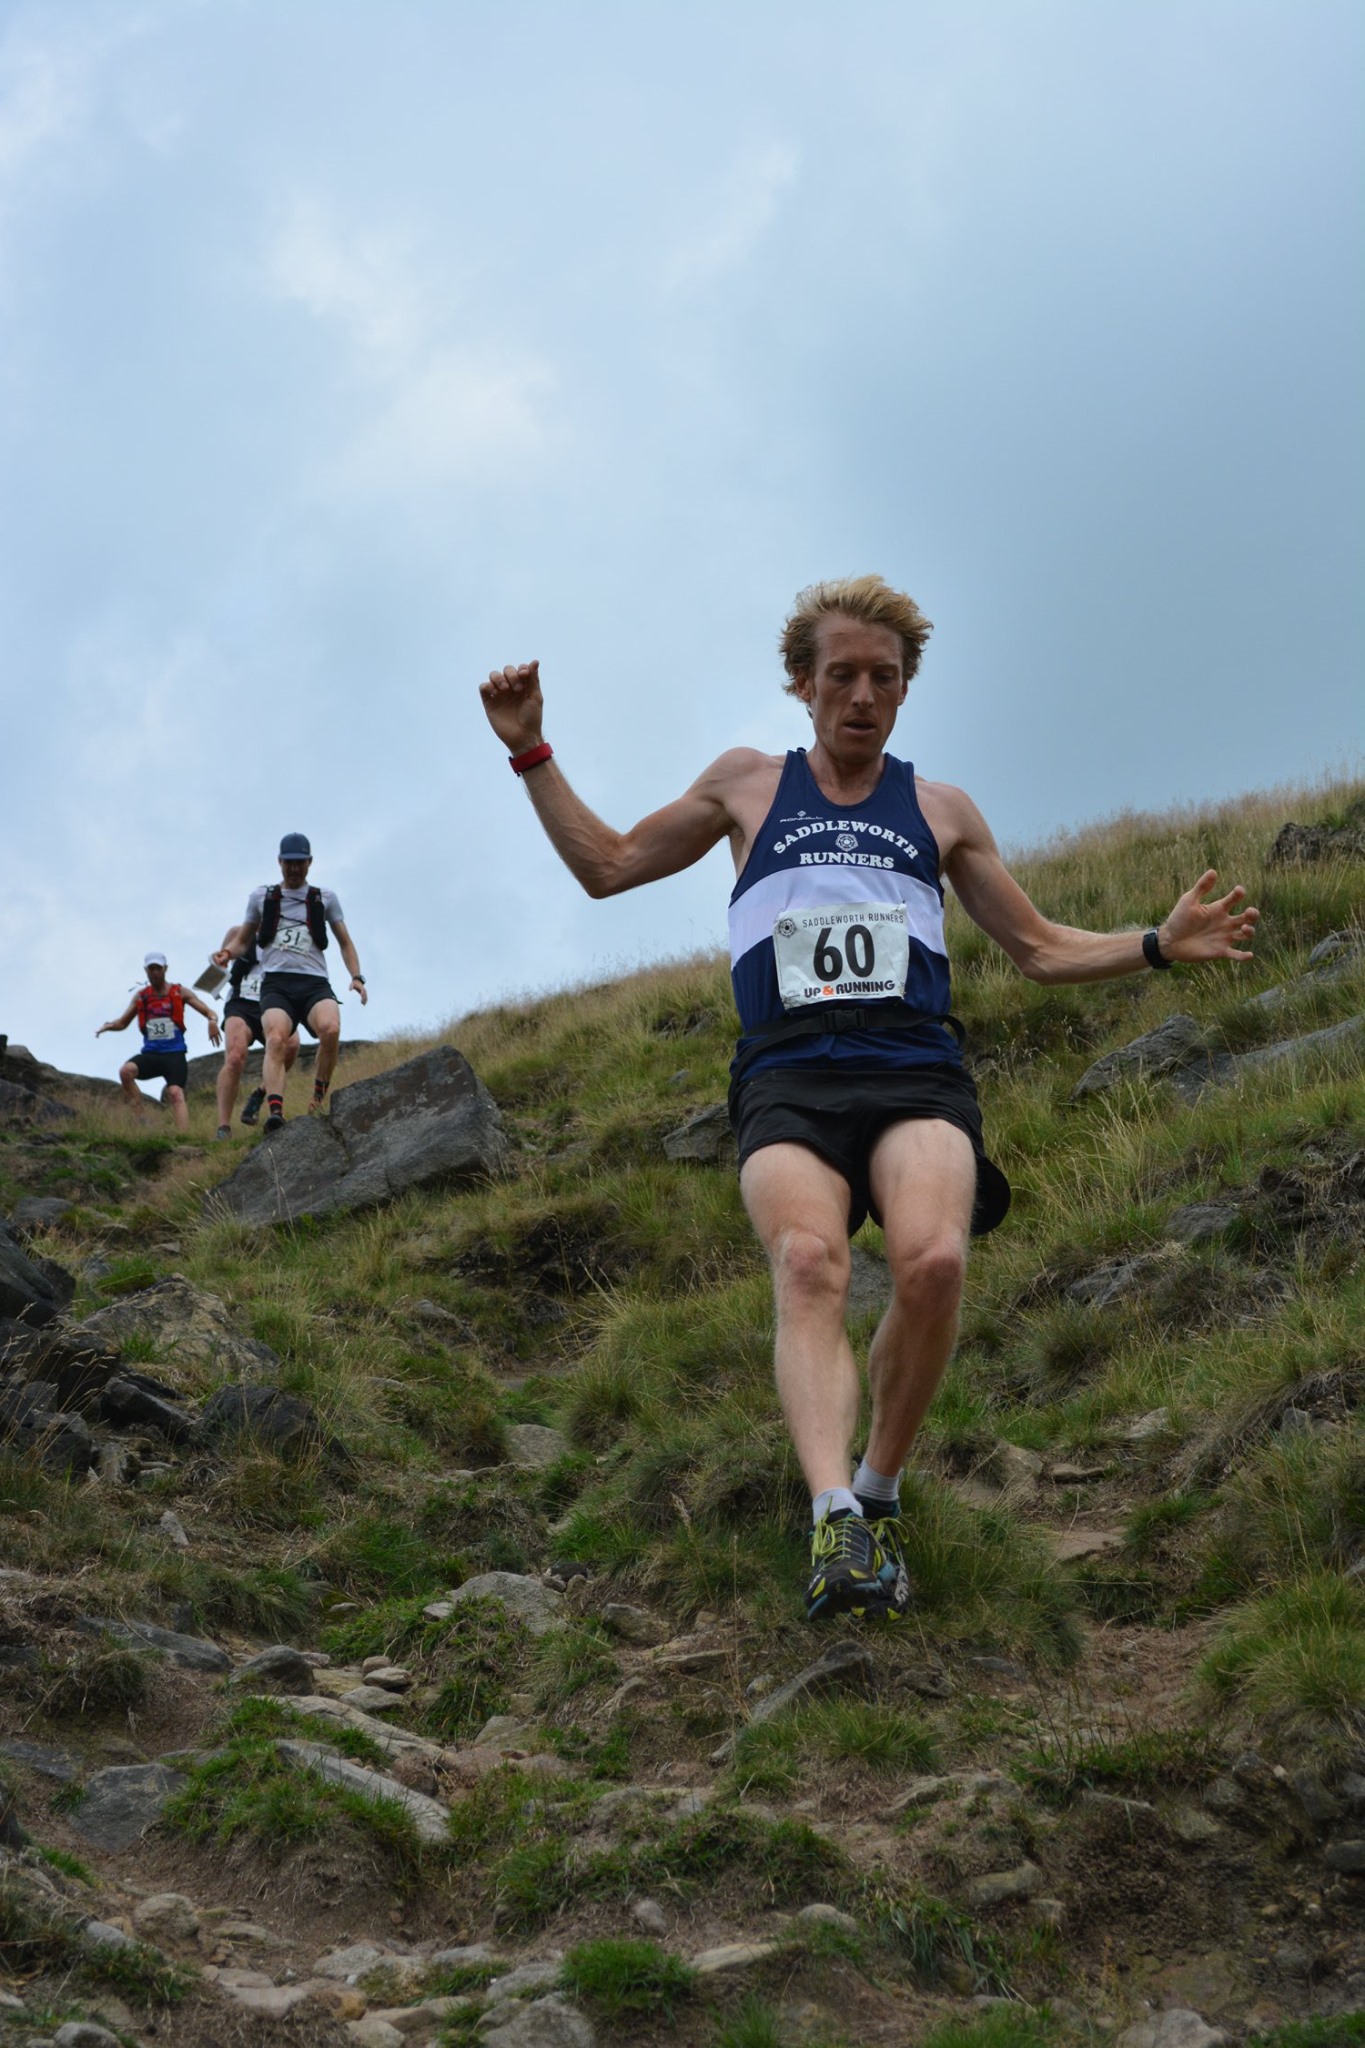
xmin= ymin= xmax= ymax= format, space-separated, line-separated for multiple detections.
xmin=812 ymin=1486 xmax=861 ymax=1523
xmin=853 ymin=1457 xmax=903 ymax=1506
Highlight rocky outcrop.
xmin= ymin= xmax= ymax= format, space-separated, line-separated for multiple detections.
xmin=0 ymin=1039 xmax=124 ymax=1113
xmin=79 ymin=1277 xmax=282 ymax=1389
xmin=208 ymin=1045 xmax=511 ymax=1226
xmin=0 ymin=1218 xmax=76 ymax=1329
xmin=1265 ymin=801 xmax=1365 ymax=865
xmin=1072 ymin=958 xmax=1358 ymax=1105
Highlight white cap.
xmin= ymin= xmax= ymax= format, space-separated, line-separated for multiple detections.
xmin=144 ymin=951 xmax=168 ymax=968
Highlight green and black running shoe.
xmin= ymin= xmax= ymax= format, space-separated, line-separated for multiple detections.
xmin=806 ymin=1508 xmax=911 ymax=1622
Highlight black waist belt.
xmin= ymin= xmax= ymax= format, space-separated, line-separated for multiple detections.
xmin=731 ymin=1001 xmax=965 ymax=1090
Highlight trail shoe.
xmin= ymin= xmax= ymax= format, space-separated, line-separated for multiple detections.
xmin=240 ymin=1087 xmax=266 ymax=1126
xmin=263 ymin=1112 xmax=286 ymax=1134
xmin=214 ymin=1125 xmax=231 ymax=1142
xmin=856 ymin=1503 xmax=912 ymax=1615
xmin=806 ymin=1508 xmax=910 ymax=1622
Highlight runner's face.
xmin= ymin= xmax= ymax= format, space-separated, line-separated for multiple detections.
xmin=146 ymin=964 xmax=167 ymax=991
xmin=279 ymin=857 xmax=312 ymax=887
xmin=794 ymin=616 xmax=907 ymax=767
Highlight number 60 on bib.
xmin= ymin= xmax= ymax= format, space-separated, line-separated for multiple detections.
xmin=772 ymin=903 xmax=910 ymax=1009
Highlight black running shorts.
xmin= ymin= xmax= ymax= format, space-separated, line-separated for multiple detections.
xmin=222 ymin=998 xmax=266 ymax=1045
xmin=132 ymin=1049 xmax=189 ymax=1092
xmin=258 ymin=973 xmax=337 ymax=1036
xmin=729 ymin=1062 xmax=1011 ymax=1238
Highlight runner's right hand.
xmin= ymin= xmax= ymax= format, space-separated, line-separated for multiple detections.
xmin=480 ymin=661 xmax=544 ymax=751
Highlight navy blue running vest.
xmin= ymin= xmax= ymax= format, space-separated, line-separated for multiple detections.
xmin=728 ymin=750 xmax=960 ymax=1081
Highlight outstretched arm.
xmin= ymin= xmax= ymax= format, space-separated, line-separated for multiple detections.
xmin=96 ymin=1000 xmax=140 ymax=1038
xmin=480 ymin=659 xmax=738 ymax=896
xmin=332 ymin=921 xmax=368 ymax=1005
xmin=938 ymin=788 xmax=1259 ymax=983
xmin=184 ymin=989 xmax=223 ymax=1046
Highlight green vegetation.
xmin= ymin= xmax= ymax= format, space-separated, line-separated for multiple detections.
xmin=560 ymin=1937 xmax=697 ymax=2022
xmin=162 ymin=1698 xmax=427 ymax=1874
xmin=730 ymin=1699 xmax=939 ymax=1796
xmin=0 ymin=770 xmax=1361 ymax=1950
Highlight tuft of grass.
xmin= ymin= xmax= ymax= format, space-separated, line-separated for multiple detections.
xmin=1017 ymin=1723 xmax=1218 ymax=1804
xmin=1199 ymin=1429 xmax=1365 ymax=1601
xmin=83 ymin=1934 xmax=192 ymax=2005
xmin=918 ymin=2005 xmax=1068 ymax=2048
xmin=163 ymin=1707 xmax=429 ymax=1873
xmin=730 ymin=1700 xmax=938 ymax=1797
xmin=713 ymin=1998 xmax=788 ymax=2048
xmin=560 ymin=1937 xmax=696 ymax=2023
xmin=34 ymin=1846 xmax=94 ymax=1884
xmin=36 ymin=1646 xmax=157 ymax=1721
xmin=422 ymin=1599 xmax=528 ymax=1740
xmin=532 ymin=1622 xmax=618 ymax=1714
xmin=1249 ymin=2020 xmax=1365 ymax=2048
xmin=859 ymin=1878 xmax=1009 ymax=1994
xmin=96 ymin=1254 xmax=160 ymax=1296
xmin=1196 ymin=1569 xmax=1365 ymax=1751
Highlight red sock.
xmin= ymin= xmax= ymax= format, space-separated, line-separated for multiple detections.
xmin=267 ymin=1094 xmax=284 ymax=1117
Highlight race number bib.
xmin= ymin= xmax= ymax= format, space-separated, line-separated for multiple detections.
xmin=239 ymin=968 xmax=263 ymax=1003
xmin=274 ymin=919 xmax=315 ymax=955
xmin=144 ymin=1016 xmax=177 ymax=1043
xmin=773 ymin=904 xmax=909 ymax=1010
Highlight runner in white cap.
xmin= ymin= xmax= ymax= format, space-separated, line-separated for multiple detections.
xmin=97 ymin=953 xmax=222 ymax=1133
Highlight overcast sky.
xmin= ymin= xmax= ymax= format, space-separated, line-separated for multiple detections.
xmin=2 ymin=0 xmax=1361 ymax=1082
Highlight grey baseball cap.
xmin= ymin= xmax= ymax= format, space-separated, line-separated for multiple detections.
xmin=278 ymin=833 xmax=312 ymax=859
xmin=144 ymin=951 xmax=168 ymax=968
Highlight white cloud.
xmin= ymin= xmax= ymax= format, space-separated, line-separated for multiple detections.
xmin=262 ymin=192 xmax=556 ymax=492
xmin=663 ymin=140 xmax=798 ymax=293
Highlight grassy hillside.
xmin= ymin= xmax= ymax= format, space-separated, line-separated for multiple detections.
xmin=1 ymin=772 xmax=1362 ymax=2043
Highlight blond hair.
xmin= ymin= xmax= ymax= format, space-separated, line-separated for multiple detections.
xmin=779 ymin=575 xmax=933 ymax=693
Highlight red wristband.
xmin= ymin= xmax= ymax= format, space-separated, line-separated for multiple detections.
xmin=509 ymin=741 xmax=553 ymax=775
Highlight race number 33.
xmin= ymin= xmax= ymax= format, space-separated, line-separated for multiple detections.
xmin=772 ymin=903 xmax=910 ymax=1009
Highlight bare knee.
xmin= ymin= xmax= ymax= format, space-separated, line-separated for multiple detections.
xmin=164 ymin=1087 xmax=185 ymax=1110
xmin=314 ymin=1022 xmax=339 ymax=1052
xmin=772 ymin=1226 xmax=850 ymax=1306
xmin=224 ymin=1048 xmax=247 ymax=1079
xmin=890 ymin=1235 xmax=967 ymax=1318
xmin=118 ymin=1062 xmax=138 ymax=1085
xmin=265 ymin=1024 xmax=293 ymax=1056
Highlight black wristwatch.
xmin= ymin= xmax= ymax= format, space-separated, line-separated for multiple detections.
xmin=353 ymin=974 xmax=366 ymax=985
xmin=1142 ymin=928 xmax=1173 ymax=971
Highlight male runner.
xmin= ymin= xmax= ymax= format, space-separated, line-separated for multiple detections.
xmin=215 ymin=833 xmax=367 ymax=1133
xmin=479 ymin=574 xmax=1260 ymax=1622
xmin=210 ymin=926 xmax=300 ymax=1139
xmin=97 ymin=952 xmax=222 ymax=1133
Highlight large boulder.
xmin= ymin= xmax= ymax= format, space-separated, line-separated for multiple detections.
xmin=79 ymin=1277 xmax=281 ymax=1392
xmin=0 ymin=1041 xmax=125 ymax=1109
xmin=207 ymin=1045 xmax=511 ymax=1226
xmin=1071 ymin=1014 xmax=1212 ymax=1102
xmin=0 ymin=1221 xmax=76 ymax=1329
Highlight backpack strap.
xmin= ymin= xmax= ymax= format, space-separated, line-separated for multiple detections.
xmin=305 ymin=886 xmax=329 ymax=951
xmin=258 ymin=884 xmax=283 ymax=947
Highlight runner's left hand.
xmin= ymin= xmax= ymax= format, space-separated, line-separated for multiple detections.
xmin=351 ymin=978 xmax=369 ymax=1006
xmin=1160 ymin=871 xmax=1259 ymax=962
